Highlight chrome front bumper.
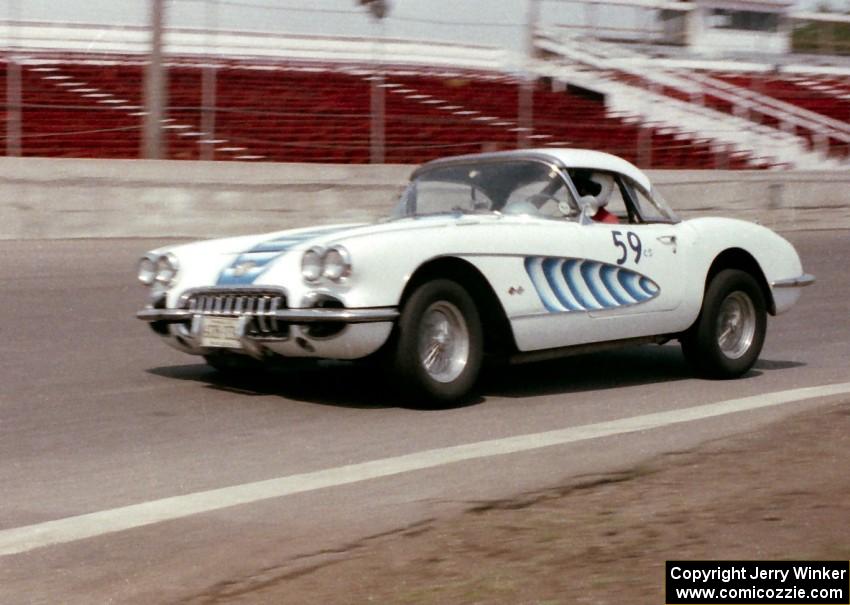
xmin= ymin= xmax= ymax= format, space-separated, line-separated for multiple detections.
xmin=136 ymin=306 xmax=399 ymax=324
xmin=137 ymin=302 xmax=398 ymax=360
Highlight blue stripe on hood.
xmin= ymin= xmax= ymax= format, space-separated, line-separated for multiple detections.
xmin=216 ymin=226 xmax=349 ymax=286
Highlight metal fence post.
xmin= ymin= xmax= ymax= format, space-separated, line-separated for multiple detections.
xmin=518 ymin=0 xmax=540 ymax=149
xmin=370 ymin=18 xmax=386 ymax=164
xmin=201 ymin=0 xmax=218 ymax=162
xmin=143 ymin=0 xmax=167 ymax=159
xmin=6 ymin=57 xmax=21 ymax=157
xmin=6 ymin=0 xmax=22 ymax=157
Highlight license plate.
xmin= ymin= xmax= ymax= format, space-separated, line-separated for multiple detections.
xmin=200 ymin=316 xmax=242 ymax=349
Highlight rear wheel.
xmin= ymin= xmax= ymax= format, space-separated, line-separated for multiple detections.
xmin=393 ymin=279 xmax=483 ymax=406
xmin=681 ymin=269 xmax=767 ymax=378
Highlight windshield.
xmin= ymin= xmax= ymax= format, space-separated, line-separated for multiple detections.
xmin=391 ymin=160 xmax=579 ymax=220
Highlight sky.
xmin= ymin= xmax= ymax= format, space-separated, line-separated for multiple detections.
xmin=7 ymin=0 xmax=843 ymax=53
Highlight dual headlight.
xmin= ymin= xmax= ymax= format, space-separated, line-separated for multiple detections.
xmin=137 ymin=253 xmax=180 ymax=287
xmin=301 ymin=245 xmax=351 ymax=283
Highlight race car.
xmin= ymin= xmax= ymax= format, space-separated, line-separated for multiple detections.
xmin=136 ymin=149 xmax=814 ymax=404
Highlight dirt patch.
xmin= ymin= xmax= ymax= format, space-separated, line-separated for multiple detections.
xmin=187 ymin=402 xmax=850 ymax=604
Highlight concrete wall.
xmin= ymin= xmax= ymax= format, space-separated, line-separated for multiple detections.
xmin=0 ymin=157 xmax=847 ymax=240
xmin=650 ymin=169 xmax=850 ymax=232
xmin=0 ymin=158 xmax=410 ymax=240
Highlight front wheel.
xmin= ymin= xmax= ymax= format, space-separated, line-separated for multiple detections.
xmin=392 ymin=279 xmax=483 ymax=406
xmin=681 ymin=269 xmax=767 ymax=379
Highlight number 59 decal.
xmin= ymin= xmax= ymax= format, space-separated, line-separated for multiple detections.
xmin=612 ymin=230 xmax=642 ymax=265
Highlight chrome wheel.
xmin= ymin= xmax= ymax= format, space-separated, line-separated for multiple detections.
xmin=716 ymin=291 xmax=756 ymax=360
xmin=417 ymin=300 xmax=470 ymax=383
xmin=681 ymin=269 xmax=766 ymax=379
xmin=394 ymin=279 xmax=483 ymax=405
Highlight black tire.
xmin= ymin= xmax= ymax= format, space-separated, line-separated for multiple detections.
xmin=681 ymin=269 xmax=767 ymax=379
xmin=203 ymin=351 xmax=265 ymax=375
xmin=392 ymin=279 xmax=484 ymax=406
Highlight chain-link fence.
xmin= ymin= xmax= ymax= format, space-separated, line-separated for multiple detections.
xmin=1 ymin=1 xmax=848 ymax=168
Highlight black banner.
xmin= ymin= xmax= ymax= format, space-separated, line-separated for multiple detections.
xmin=666 ymin=561 xmax=849 ymax=604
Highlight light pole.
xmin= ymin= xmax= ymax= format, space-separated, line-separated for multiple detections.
xmin=6 ymin=0 xmax=21 ymax=157
xmin=200 ymin=0 xmax=218 ymax=161
xmin=142 ymin=0 xmax=167 ymax=159
xmin=518 ymin=0 xmax=540 ymax=149
xmin=358 ymin=0 xmax=390 ymax=163
xmin=369 ymin=22 xmax=386 ymax=164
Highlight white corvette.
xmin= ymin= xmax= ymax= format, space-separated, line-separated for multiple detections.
xmin=137 ymin=149 xmax=813 ymax=404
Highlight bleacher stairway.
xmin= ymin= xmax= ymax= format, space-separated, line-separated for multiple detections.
xmin=536 ymin=30 xmax=850 ymax=170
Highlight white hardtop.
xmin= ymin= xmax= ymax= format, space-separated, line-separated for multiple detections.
xmin=416 ymin=148 xmax=652 ymax=192
xmin=694 ymin=0 xmax=792 ymax=8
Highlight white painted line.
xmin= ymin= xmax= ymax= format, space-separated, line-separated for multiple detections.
xmin=1 ymin=382 xmax=849 ymax=557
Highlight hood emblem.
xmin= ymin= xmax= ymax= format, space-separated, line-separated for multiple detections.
xmin=232 ymin=260 xmax=257 ymax=277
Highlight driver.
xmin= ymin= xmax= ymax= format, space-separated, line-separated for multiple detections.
xmin=574 ymin=171 xmax=619 ymax=224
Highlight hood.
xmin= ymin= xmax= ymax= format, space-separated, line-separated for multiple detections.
xmin=214 ymin=214 xmax=514 ymax=286
xmin=164 ymin=213 xmax=516 ymax=288
xmin=212 ymin=223 xmax=365 ymax=286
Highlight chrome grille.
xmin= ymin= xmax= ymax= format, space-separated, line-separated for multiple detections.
xmin=182 ymin=288 xmax=288 ymax=337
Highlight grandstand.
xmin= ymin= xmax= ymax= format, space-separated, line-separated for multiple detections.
xmin=1 ymin=0 xmax=849 ymax=169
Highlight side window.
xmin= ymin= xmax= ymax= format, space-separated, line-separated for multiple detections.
xmin=625 ymin=179 xmax=670 ymax=223
xmin=567 ymin=169 xmax=633 ymax=223
xmin=604 ymin=177 xmax=629 ymax=221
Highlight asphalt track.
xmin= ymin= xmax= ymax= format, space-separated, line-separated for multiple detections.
xmin=1 ymin=230 xmax=848 ymax=603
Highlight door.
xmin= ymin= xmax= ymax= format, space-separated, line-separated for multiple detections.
xmin=536 ymin=169 xmax=689 ymax=345
xmin=505 ymin=167 xmax=692 ymax=351
xmin=585 ymin=222 xmax=684 ymax=317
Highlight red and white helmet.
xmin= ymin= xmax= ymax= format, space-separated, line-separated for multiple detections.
xmin=588 ymin=172 xmax=614 ymax=208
